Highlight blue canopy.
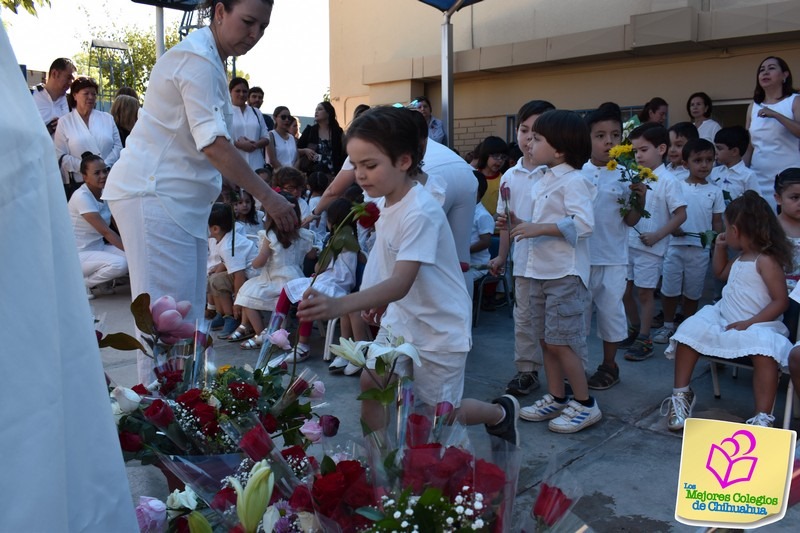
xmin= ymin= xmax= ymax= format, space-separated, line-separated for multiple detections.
xmin=131 ymin=0 xmax=200 ymax=11
xmin=417 ymin=0 xmax=483 ymax=12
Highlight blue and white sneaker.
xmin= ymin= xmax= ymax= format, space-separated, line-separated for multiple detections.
xmin=519 ymin=394 xmax=568 ymax=422
xmin=548 ymin=399 xmax=602 ymax=433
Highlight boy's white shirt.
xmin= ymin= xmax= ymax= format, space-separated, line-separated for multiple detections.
xmin=710 ymin=160 xmax=759 ymax=200
xmin=216 ymin=224 xmax=257 ymax=275
xmin=670 ymin=180 xmax=725 ymax=247
xmin=362 ymin=183 xmax=471 ymax=353
xmin=666 ymin=163 xmax=689 ymax=181
xmin=581 ymin=161 xmax=630 ymax=266
xmin=628 ymin=164 xmax=687 ymax=257
xmin=469 ymin=202 xmax=495 ymax=266
xmin=521 ymin=163 xmax=595 ymax=287
xmin=494 ymin=159 xmax=547 ymax=276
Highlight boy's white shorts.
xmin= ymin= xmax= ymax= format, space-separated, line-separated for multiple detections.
xmin=627 ymin=248 xmax=663 ymax=289
xmin=661 ymin=245 xmax=710 ymax=300
xmin=367 ymin=349 xmax=466 ymax=408
xmin=586 ymin=265 xmax=628 ymax=343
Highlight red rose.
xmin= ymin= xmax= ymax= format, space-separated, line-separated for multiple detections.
xmin=177 ymin=388 xmax=203 ymax=408
xmin=532 ymin=483 xmax=572 ymax=527
xmin=289 ymin=378 xmax=309 ymax=395
xmin=260 ymin=413 xmax=278 ymax=433
xmin=132 ymin=384 xmax=149 ymax=396
xmin=239 ymin=425 xmax=274 ymax=461
xmin=313 ymin=472 xmax=346 ymax=515
xmin=320 ymin=415 xmax=340 ymax=437
xmin=143 ymin=399 xmax=175 ymax=428
xmin=435 ymin=446 xmax=473 ymax=496
xmin=336 ymin=460 xmax=366 ymax=486
xmin=357 ymin=202 xmax=380 ymax=229
xmin=405 ymin=413 xmax=432 ymax=447
xmin=288 ymin=485 xmax=313 ymax=511
xmin=229 ymin=381 xmax=259 ymax=403
xmin=174 ymin=516 xmax=190 ymax=533
xmin=191 ymin=403 xmax=219 ymax=436
xmin=402 ymin=443 xmax=441 ymax=492
xmin=95 ymin=330 xmax=103 ymax=343
xmin=211 ymin=486 xmax=237 ymax=512
xmin=119 ymin=431 xmax=143 ymax=452
xmin=157 ymin=370 xmax=184 ymax=395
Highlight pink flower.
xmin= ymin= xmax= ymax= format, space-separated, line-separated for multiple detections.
xmin=268 ymin=329 xmax=292 ymax=351
xmin=135 ymin=496 xmax=166 ymax=533
xmin=150 ymin=295 xmax=196 ymax=342
xmin=300 ymin=420 xmax=323 ymax=443
xmin=310 ymin=381 xmax=326 ymax=399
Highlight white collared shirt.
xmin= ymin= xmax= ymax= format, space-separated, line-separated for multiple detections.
xmin=582 ymin=161 xmax=630 ymax=266
xmin=628 ymin=164 xmax=687 ymax=257
xmin=103 ymin=27 xmax=232 ymax=239
xmin=523 ymin=163 xmax=595 ymax=286
xmin=54 ymin=109 xmax=122 ymax=182
xmin=710 ymin=160 xmax=759 ymax=202
xmin=32 ymin=85 xmax=69 ymax=131
xmin=495 ymin=159 xmax=547 ymax=276
xmin=231 ymin=104 xmax=267 ymax=169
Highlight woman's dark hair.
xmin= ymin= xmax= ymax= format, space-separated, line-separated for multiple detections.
xmin=269 ymin=191 xmax=301 ymax=248
xmin=681 ymin=138 xmax=715 ymax=162
xmin=584 ymin=102 xmax=622 ymax=130
xmin=533 ymin=110 xmax=592 ymax=169
xmin=236 ymin=189 xmax=259 ymax=225
xmin=71 ymin=76 xmax=99 ymax=96
xmin=754 ymin=56 xmax=796 ymax=104
xmin=775 ymin=168 xmax=800 ymax=196
xmin=413 ymin=96 xmax=432 ymax=108
xmin=725 ymin=190 xmax=794 ymax=271
xmin=473 ymin=170 xmax=488 ymax=201
xmin=629 ymin=122 xmax=670 ymax=151
xmin=476 ymin=136 xmax=509 ymax=171
xmin=228 ymin=77 xmax=248 ymax=92
xmin=318 ymin=101 xmax=340 ymax=129
xmin=272 ymin=105 xmax=290 ymax=119
xmin=353 ymin=104 xmax=370 ymax=120
xmin=343 ymin=184 xmax=364 ymax=204
xmin=346 ymin=106 xmax=422 ymax=177
xmin=205 ymin=0 xmax=274 ymax=20
xmin=686 ymin=92 xmax=713 ymax=119
xmin=637 ymin=97 xmax=668 ymax=123
xmin=517 ymin=100 xmax=556 ymax=125
xmin=115 ymin=86 xmax=138 ymax=100
xmin=209 ymin=202 xmax=234 ymax=233
xmin=79 ymin=151 xmax=104 ymax=176
xmin=714 ymin=126 xmax=750 ymax=155
xmin=110 ymin=95 xmax=140 ymax=133
xmin=308 ymin=171 xmax=331 ymax=195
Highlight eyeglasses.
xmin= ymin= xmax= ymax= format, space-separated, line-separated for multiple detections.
xmin=278 ymin=114 xmax=291 ymax=120
xmin=490 ymin=153 xmax=508 ymax=161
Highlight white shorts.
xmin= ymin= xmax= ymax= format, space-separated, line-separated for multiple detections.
xmin=367 ymin=347 xmax=466 ymax=408
xmin=627 ymin=248 xmax=663 ymax=289
xmin=586 ymin=265 xmax=628 ymax=343
xmin=661 ymin=245 xmax=710 ymax=300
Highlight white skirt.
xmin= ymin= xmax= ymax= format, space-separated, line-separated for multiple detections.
xmin=665 ymin=304 xmax=792 ymax=366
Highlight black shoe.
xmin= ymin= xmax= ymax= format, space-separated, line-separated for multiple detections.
xmin=506 ymin=371 xmax=540 ymax=395
xmin=617 ymin=328 xmax=639 ymax=349
xmin=486 ymin=394 xmax=519 ymax=446
xmin=651 ymin=310 xmax=664 ymax=329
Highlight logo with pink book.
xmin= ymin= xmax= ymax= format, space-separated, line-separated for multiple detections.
xmin=705 ymin=429 xmax=758 ymax=489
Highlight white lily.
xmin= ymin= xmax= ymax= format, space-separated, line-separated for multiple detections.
xmin=110 ymin=386 xmax=141 ymax=413
xmin=229 ymin=460 xmax=274 ymax=533
xmin=261 ymin=506 xmax=281 ymax=533
xmin=367 ymin=340 xmax=421 ymax=367
xmin=328 ymin=337 xmax=371 ymax=367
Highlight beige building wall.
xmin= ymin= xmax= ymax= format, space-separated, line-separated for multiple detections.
xmin=330 ymin=0 xmax=800 ymax=154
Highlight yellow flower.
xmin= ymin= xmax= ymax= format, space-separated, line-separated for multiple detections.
xmin=606 ymin=160 xmax=618 ymax=171
xmin=218 ymin=364 xmax=232 ymax=375
xmin=608 ymin=144 xmax=632 ymax=159
xmin=639 ymin=167 xmax=655 ymax=181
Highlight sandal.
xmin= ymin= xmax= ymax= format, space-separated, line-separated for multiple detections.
xmin=240 ymin=336 xmax=263 ymax=350
xmin=227 ymin=325 xmax=255 ymax=342
xmin=587 ymin=363 xmax=620 ymax=391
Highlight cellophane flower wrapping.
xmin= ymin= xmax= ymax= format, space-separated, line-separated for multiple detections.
xmin=522 ymin=456 xmax=585 ymax=532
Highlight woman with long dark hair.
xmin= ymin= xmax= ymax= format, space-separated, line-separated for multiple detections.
xmin=297 ymin=101 xmax=345 ymax=174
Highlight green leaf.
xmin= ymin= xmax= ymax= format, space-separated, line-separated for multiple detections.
xmin=130 ymin=293 xmax=155 ymax=336
xmin=320 ymin=455 xmax=337 ymax=475
xmin=374 ymin=356 xmax=386 ymax=376
xmin=357 ymin=387 xmax=396 ymax=405
xmin=99 ymin=332 xmax=145 ymax=352
xmin=355 ymin=506 xmax=385 ymax=521
xmin=418 ymin=487 xmax=444 ymax=506
xmin=186 ymin=511 xmax=213 ymax=533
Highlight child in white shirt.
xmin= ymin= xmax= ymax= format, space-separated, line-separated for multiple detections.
xmin=507 ymin=110 xmax=601 ymax=434
xmin=665 ymin=122 xmax=699 ymax=181
xmin=711 ymin=126 xmax=759 ymax=204
xmin=298 ymin=107 xmax=520 ymax=446
xmin=622 ymin=123 xmax=687 ymax=361
xmin=654 ymin=139 xmax=725 ymax=344
xmin=581 ymin=103 xmax=646 ymax=390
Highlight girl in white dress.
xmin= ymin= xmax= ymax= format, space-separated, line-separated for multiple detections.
xmin=234 ymin=193 xmax=314 ymax=349
xmin=663 ymin=191 xmax=795 ymax=430
xmin=265 ymin=106 xmax=299 ymax=171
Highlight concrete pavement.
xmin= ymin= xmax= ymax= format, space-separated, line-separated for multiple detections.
xmin=93 ymin=285 xmax=800 ymax=532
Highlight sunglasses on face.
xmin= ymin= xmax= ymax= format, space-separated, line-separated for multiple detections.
xmin=278 ymin=114 xmax=291 ymax=120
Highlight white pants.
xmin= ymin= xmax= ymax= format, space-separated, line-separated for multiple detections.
xmin=109 ymin=196 xmax=206 ymax=385
xmin=79 ymin=245 xmax=127 ymax=288
xmin=585 ymin=265 xmax=628 ymax=343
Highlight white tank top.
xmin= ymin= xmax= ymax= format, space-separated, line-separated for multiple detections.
xmin=749 ymin=93 xmax=800 ymax=203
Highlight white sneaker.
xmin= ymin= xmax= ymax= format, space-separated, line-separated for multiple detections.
xmin=329 ymin=356 xmax=348 ymax=373
xmin=343 ymin=363 xmax=362 ymax=376
xmin=661 ymin=390 xmax=696 ymax=431
xmin=519 ymin=394 xmax=568 ymax=422
xmin=653 ymin=325 xmax=676 ymax=344
xmin=746 ymin=412 xmax=774 ymax=427
xmin=548 ymin=399 xmax=602 ymax=433
xmin=285 ymin=347 xmax=310 ymax=364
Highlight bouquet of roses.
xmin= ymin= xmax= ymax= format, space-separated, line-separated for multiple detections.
xmin=521 ymin=458 xmax=585 ymax=533
xmin=606 ymin=143 xmax=657 ymax=219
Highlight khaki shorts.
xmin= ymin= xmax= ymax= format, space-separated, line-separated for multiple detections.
xmin=208 ymin=271 xmax=234 ymax=296
xmin=530 ymin=275 xmax=588 ymax=347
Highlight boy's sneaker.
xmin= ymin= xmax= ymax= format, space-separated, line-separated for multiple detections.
xmin=210 ymin=313 xmax=225 ymax=331
xmin=548 ymin=399 xmax=602 ymax=434
xmin=587 ymin=363 xmax=620 ymax=390
xmin=506 ymin=371 xmax=540 ymax=396
xmin=328 ymin=356 xmax=348 ymax=373
xmin=485 ymin=394 xmax=520 ymax=446
xmin=660 ymin=389 xmax=696 ymax=431
xmin=652 ymin=325 xmax=676 ymax=344
xmin=624 ymin=338 xmax=653 ymax=361
xmin=519 ymin=394 xmax=568 ymax=422
xmin=217 ymin=316 xmax=239 ymax=339
xmin=651 ymin=310 xmax=664 ymax=328
xmin=343 ymin=363 xmax=362 ymax=376
xmin=746 ymin=412 xmax=775 ymax=427
xmin=286 ymin=346 xmax=311 ymax=364
xmin=617 ymin=327 xmax=639 ymax=349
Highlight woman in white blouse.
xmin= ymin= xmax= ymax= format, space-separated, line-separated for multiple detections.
xmin=686 ymin=92 xmax=721 ymax=142
xmin=265 ymin=105 xmax=298 ymax=170
xmin=229 ymin=76 xmax=269 ymax=170
xmin=54 ymin=76 xmax=122 ymax=198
